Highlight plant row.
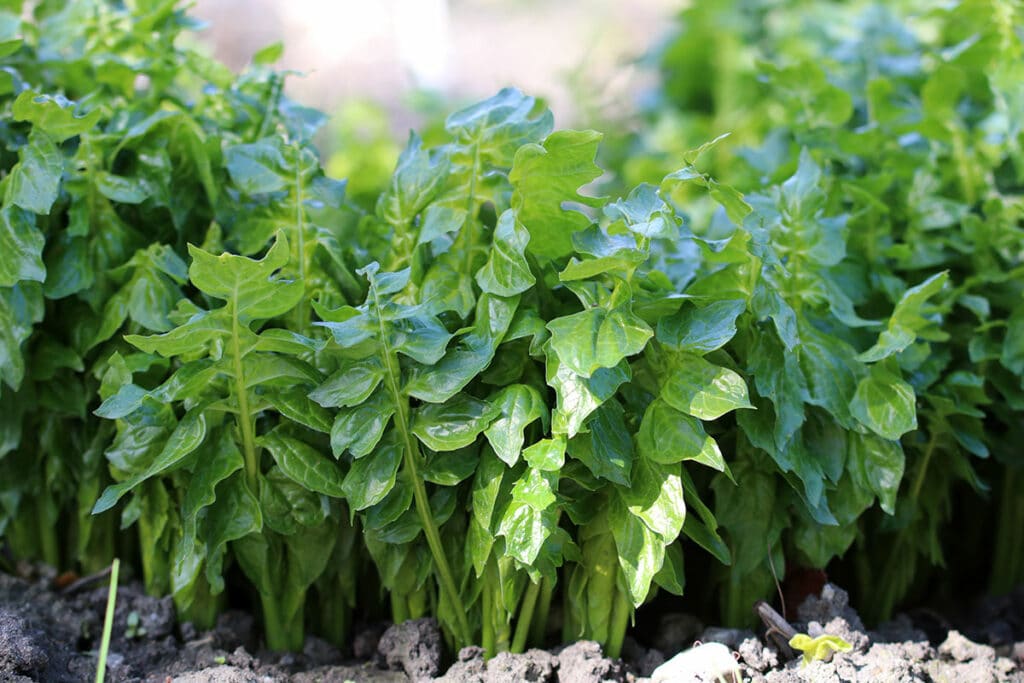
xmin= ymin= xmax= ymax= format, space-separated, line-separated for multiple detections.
xmin=0 ymin=0 xmax=1020 ymax=659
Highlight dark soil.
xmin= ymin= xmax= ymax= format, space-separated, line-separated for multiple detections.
xmin=1 ymin=563 xmax=1021 ymax=682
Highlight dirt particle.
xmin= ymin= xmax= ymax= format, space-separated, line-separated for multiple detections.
xmin=485 ymin=649 xmax=556 ymax=682
xmin=377 ymin=618 xmax=443 ymax=682
xmin=0 ymin=608 xmax=49 ymax=677
xmin=556 ymin=640 xmax=625 ymax=683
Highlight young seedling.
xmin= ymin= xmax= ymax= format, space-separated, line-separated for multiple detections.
xmin=94 ymin=558 xmax=119 ymax=683
xmin=788 ymin=633 xmax=853 ymax=666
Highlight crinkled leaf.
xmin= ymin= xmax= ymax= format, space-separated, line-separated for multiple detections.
xmin=511 ymin=129 xmax=604 ymax=261
xmin=7 ymin=130 xmax=62 ymax=215
xmin=0 ymin=206 xmax=46 ymax=286
xmin=475 ymin=210 xmax=535 ymax=296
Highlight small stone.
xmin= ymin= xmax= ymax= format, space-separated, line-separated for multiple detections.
xmin=938 ymin=631 xmax=996 ymax=663
xmin=485 ymin=649 xmax=556 ymax=682
xmin=738 ymin=637 xmax=778 ymax=672
xmin=557 ymin=640 xmax=625 ymax=683
xmin=377 ymin=618 xmax=442 ymax=682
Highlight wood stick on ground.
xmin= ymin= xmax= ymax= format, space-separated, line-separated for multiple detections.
xmin=755 ymin=600 xmax=798 ymax=660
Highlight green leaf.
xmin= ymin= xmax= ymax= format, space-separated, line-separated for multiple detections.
xmin=498 ymin=498 xmax=557 ymax=567
xmin=378 ymin=133 xmax=449 ymax=229
xmin=656 ymin=300 xmax=745 ymax=354
xmin=124 ymin=310 xmax=227 ymax=358
xmin=405 ymin=294 xmax=518 ymax=403
xmin=789 ymin=633 xmax=853 ymax=666
xmin=522 ymin=437 xmax=566 ymax=472
xmin=204 ymin=474 xmax=262 ymax=590
xmin=484 ymin=384 xmax=546 ymax=466
xmin=620 ymin=458 xmax=686 ymax=542
xmin=258 ymin=429 xmax=345 ymax=498
xmin=411 ymin=393 xmax=499 ymax=452
xmin=662 ymin=354 xmax=752 ymax=420
xmin=0 ymin=283 xmax=44 ymax=390
xmin=6 ymin=130 xmax=62 ymax=215
xmin=609 ymin=495 xmax=665 ymax=607
xmin=568 ymin=400 xmax=633 ymax=485
xmin=1000 ymin=302 xmax=1024 ymax=375
xmin=252 ymin=40 xmax=284 ymax=65
xmin=605 ymin=183 xmax=678 ymax=239
xmin=511 ymin=468 xmax=558 ymax=510
xmin=637 ymin=398 xmax=726 ymax=470
xmin=93 ymin=408 xmax=208 ymax=514
xmin=310 ymin=357 xmax=384 ymax=408
xmin=548 ymin=356 xmax=630 ymax=438
xmin=330 ymin=391 xmax=395 ymax=458
xmin=858 ymin=272 xmax=949 ymax=362
xmin=12 ymin=90 xmax=101 ymax=142
xmin=548 ymin=305 xmax=652 ymax=378
xmin=172 ymin=429 xmax=244 ymax=603
xmin=342 ymin=431 xmax=403 ymax=510
xmin=187 ymin=233 xmax=303 ymax=320
xmin=850 ymin=365 xmax=917 ymax=441
xmin=511 ymin=129 xmax=604 ymax=261
xmin=847 ymin=432 xmax=905 ymax=514
xmin=225 ymin=138 xmax=290 ymax=195
xmin=475 ymin=210 xmax=535 ymax=296
xmin=95 ymin=172 xmax=149 ymax=204
xmin=0 ymin=206 xmax=46 ymax=286
xmin=264 ymin=389 xmax=333 ymax=434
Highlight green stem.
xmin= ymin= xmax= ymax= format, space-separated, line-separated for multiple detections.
xmin=369 ymin=276 xmax=471 ymax=646
xmin=408 ymin=588 xmax=428 ymax=619
xmin=37 ymin=497 xmax=59 ymax=568
xmin=254 ymin=74 xmax=284 ymax=141
xmin=94 ymin=559 xmax=119 ymax=683
xmin=260 ymin=592 xmax=302 ymax=651
xmin=230 ymin=302 xmax=259 ymax=492
xmin=606 ymin=584 xmax=631 ymax=660
xmin=481 ymin=571 xmax=495 ymax=658
xmin=460 ymin=138 xmax=482 ymax=276
xmin=511 ymin=579 xmax=541 ymax=653
xmin=291 ymin=141 xmax=309 ymax=332
xmin=909 ymin=432 xmax=939 ymax=503
xmin=991 ymin=467 xmax=1024 ymax=593
xmin=379 ymin=357 xmax=471 ymax=646
xmin=529 ymin=576 xmax=553 ymax=647
xmin=392 ymin=592 xmax=410 ymax=625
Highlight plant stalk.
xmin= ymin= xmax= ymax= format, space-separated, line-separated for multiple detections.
xmin=230 ymin=303 xmax=259 ymax=492
xmin=511 ymin=578 xmax=541 ymax=653
xmin=94 ymin=558 xmax=119 ymax=683
xmin=606 ymin=583 xmax=631 ymax=660
xmin=529 ymin=576 xmax=553 ymax=647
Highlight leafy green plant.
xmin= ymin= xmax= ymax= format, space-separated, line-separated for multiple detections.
xmin=2 ymin=0 xmax=1021 ymax=662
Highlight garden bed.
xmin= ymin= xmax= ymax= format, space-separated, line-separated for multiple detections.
xmin=2 ymin=563 xmax=1021 ymax=682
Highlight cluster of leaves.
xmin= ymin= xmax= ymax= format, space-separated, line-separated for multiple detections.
xmin=3 ymin=0 xmax=1020 ymax=661
xmin=0 ymin=0 xmax=359 ymax=649
xmin=637 ymin=0 xmax=1024 ymax=621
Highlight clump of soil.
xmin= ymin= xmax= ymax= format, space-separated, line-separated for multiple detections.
xmin=0 ymin=563 xmax=1021 ymax=682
